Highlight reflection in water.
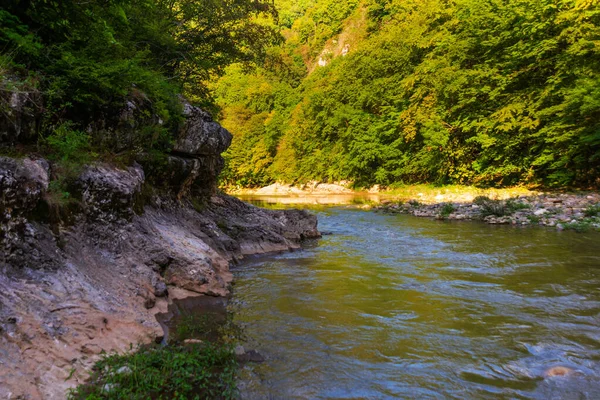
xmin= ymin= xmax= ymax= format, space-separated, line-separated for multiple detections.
xmin=156 ymin=296 xmax=232 ymax=343
xmin=232 ymin=206 xmax=600 ymax=399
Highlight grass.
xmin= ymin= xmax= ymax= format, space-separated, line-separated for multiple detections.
xmin=584 ymin=204 xmax=600 ymax=217
xmin=474 ymin=196 xmax=530 ymax=217
xmin=69 ymin=303 xmax=244 ymax=399
xmin=67 ymin=342 xmax=237 ymax=400
xmin=384 ymin=184 xmax=535 ymax=204
xmin=562 ymin=220 xmax=599 ymax=233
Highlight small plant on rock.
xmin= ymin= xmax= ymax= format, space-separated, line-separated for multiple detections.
xmin=46 ymin=123 xmax=92 ymax=164
xmin=505 ymin=198 xmax=530 ymax=213
xmin=584 ymin=204 xmax=600 ymax=218
xmin=439 ymin=203 xmax=456 ymax=219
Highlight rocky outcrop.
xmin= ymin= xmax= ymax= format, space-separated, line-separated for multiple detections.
xmin=0 ymin=78 xmax=42 ymax=144
xmin=137 ymin=100 xmax=232 ymax=199
xmin=174 ymin=100 xmax=232 ymax=156
xmin=78 ymin=163 xmax=145 ymax=222
xmin=0 ymin=101 xmax=319 ymax=398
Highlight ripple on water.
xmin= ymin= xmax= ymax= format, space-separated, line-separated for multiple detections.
xmin=232 ymin=207 xmax=600 ymax=399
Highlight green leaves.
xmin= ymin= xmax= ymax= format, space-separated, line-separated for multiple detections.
xmin=216 ymin=0 xmax=600 ymax=188
xmin=1 ymin=0 xmax=279 ymax=147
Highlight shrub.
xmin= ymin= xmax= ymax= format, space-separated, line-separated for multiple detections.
xmin=584 ymin=204 xmax=600 ymax=218
xmin=439 ymin=203 xmax=456 ymax=218
xmin=563 ymin=221 xmax=598 ymax=233
xmin=476 ymin=197 xmax=528 ymax=217
xmin=46 ymin=123 xmax=91 ymax=163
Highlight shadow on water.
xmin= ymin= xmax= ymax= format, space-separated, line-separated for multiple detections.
xmin=156 ymin=296 xmax=243 ymax=345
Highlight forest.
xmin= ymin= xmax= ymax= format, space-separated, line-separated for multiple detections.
xmin=0 ymin=0 xmax=278 ymax=157
xmin=2 ymin=0 xmax=599 ymax=189
xmin=215 ymin=0 xmax=600 ymax=189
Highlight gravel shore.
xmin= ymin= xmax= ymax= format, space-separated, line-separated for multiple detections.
xmin=377 ymin=193 xmax=600 ymax=232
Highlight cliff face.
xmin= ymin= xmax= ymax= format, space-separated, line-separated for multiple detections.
xmin=0 ymin=101 xmax=319 ymax=399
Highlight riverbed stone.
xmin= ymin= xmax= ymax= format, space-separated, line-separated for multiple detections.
xmin=377 ymin=192 xmax=600 ymax=232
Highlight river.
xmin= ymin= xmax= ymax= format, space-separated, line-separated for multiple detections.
xmin=230 ymin=202 xmax=600 ymax=399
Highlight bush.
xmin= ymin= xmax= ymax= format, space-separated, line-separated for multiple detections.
xmin=584 ymin=204 xmax=600 ymax=218
xmin=476 ymin=197 xmax=528 ymax=217
xmin=439 ymin=203 xmax=456 ymax=218
xmin=46 ymin=123 xmax=91 ymax=163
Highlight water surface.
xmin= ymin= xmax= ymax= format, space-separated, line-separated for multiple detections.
xmin=232 ymin=205 xmax=600 ymax=399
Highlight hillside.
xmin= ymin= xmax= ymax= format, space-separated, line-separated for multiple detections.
xmin=214 ymin=0 xmax=600 ymax=189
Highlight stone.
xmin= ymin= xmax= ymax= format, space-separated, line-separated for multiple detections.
xmin=544 ymin=366 xmax=573 ymax=377
xmin=116 ymin=366 xmax=132 ymax=375
xmin=534 ymin=209 xmax=548 ymax=216
xmin=0 ymin=157 xmax=49 ymax=221
xmin=154 ymin=281 xmax=168 ymax=298
xmin=183 ymin=339 xmax=203 ymax=344
xmin=234 ymin=345 xmax=246 ymax=356
xmin=77 ymin=163 xmax=144 ymax=222
xmin=102 ymin=383 xmax=118 ymax=393
xmin=173 ymin=100 xmax=232 ymax=157
xmin=236 ymin=349 xmax=265 ymax=363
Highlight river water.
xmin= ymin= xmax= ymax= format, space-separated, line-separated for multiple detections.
xmin=232 ymin=204 xmax=600 ymax=399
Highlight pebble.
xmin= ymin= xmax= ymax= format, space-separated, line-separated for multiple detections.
xmin=116 ymin=366 xmax=132 ymax=375
xmin=102 ymin=383 xmax=118 ymax=393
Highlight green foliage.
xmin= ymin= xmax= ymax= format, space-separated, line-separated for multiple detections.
xmin=46 ymin=124 xmax=91 ymax=163
xmin=66 ymin=343 xmax=237 ymax=400
xmin=1 ymin=0 xmax=279 ymax=154
xmin=439 ymin=203 xmax=456 ymax=218
xmin=47 ymin=179 xmax=72 ymax=203
xmin=505 ymin=199 xmax=531 ymax=212
xmin=562 ymin=220 xmax=599 ymax=233
xmin=584 ymin=204 xmax=600 ymax=217
xmin=216 ymin=0 xmax=600 ymax=189
xmin=476 ymin=197 xmax=528 ymax=217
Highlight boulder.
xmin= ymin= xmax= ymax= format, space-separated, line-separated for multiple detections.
xmin=173 ymin=100 xmax=232 ymax=157
xmin=0 ymin=157 xmax=49 ymax=222
xmin=77 ymin=163 xmax=144 ymax=222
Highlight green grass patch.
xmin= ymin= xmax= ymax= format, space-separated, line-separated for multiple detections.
xmin=475 ymin=196 xmax=529 ymax=217
xmin=67 ymin=342 xmax=237 ymax=400
xmin=562 ymin=220 xmax=598 ymax=233
xmin=584 ymin=204 xmax=600 ymax=218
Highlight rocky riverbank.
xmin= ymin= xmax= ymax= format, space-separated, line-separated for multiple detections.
xmin=0 ymin=101 xmax=319 ymax=399
xmin=377 ymin=193 xmax=600 ymax=231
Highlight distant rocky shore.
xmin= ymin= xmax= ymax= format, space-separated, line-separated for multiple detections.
xmin=377 ymin=193 xmax=600 ymax=232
